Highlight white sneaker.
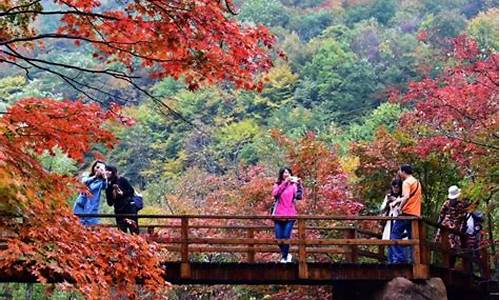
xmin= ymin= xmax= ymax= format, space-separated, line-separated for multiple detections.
xmin=280 ymin=258 xmax=287 ymax=263
xmin=286 ymin=254 xmax=292 ymax=263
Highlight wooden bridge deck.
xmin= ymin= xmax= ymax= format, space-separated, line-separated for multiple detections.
xmin=1 ymin=214 xmax=497 ymax=298
xmin=162 ymin=262 xmax=414 ymax=284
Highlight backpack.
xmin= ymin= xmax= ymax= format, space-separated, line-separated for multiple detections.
xmin=463 ymin=211 xmax=483 ymax=235
xmin=294 ymin=182 xmax=304 ymax=201
xmin=132 ymin=191 xmax=144 ymax=211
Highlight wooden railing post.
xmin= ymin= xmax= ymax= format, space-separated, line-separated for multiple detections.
xmin=147 ymin=226 xmax=154 ymax=235
xmin=439 ymin=227 xmax=450 ymax=269
xmin=479 ymin=247 xmax=491 ymax=279
xmin=412 ymin=219 xmax=429 ymax=279
xmin=420 ymin=220 xmax=430 ymax=265
xmin=462 ymin=250 xmax=472 ymax=274
xmin=298 ymin=219 xmax=308 ymax=279
xmin=247 ymin=228 xmax=255 ymax=263
xmin=377 ymin=245 xmax=385 ymax=263
xmin=180 ymin=217 xmax=191 ymax=279
xmin=343 ymin=227 xmax=358 ymax=263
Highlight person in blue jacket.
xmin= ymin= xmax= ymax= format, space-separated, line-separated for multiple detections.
xmin=73 ymin=160 xmax=108 ymax=226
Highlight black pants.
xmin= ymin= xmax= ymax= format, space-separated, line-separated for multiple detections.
xmin=115 ymin=207 xmax=139 ymax=234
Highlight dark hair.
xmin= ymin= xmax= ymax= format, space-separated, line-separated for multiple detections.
xmin=105 ymin=165 xmax=118 ymax=180
xmin=390 ymin=178 xmax=403 ymax=197
xmin=400 ymin=164 xmax=413 ymax=175
xmin=277 ymin=167 xmax=293 ymax=184
xmin=89 ymin=160 xmax=105 ymax=177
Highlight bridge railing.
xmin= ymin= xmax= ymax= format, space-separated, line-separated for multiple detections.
xmin=79 ymin=214 xmax=432 ymax=280
xmin=3 ymin=213 xmax=494 ymax=281
xmin=423 ymin=218 xmax=492 ymax=279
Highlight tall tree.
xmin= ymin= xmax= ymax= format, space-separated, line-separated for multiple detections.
xmin=1 ymin=0 xmax=276 ymax=114
xmin=0 ymin=0 xmax=277 ymax=297
xmin=0 ymin=99 xmax=168 ymax=298
xmin=395 ymin=35 xmax=499 ymax=251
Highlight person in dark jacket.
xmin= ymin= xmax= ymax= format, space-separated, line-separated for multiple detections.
xmin=105 ymin=165 xmax=139 ymax=234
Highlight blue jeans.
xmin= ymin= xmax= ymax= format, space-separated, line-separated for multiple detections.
xmin=275 ymin=220 xmax=295 ymax=259
xmin=389 ymin=219 xmax=412 ymax=263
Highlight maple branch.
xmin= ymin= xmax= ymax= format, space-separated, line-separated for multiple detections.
xmin=158 ymin=0 xmax=192 ymax=11
xmin=0 ymin=33 xmax=150 ymax=47
xmin=221 ymin=0 xmax=239 ymax=15
xmin=115 ymin=75 xmax=203 ymax=131
xmin=1 ymin=46 xmax=139 ymax=79
xmin=0 ymin=0 xmax=41 ymax=14
xmin=431 ymin=92 xmax=495 ymax=133
xmin=447 ymin=135 xmax=498 ymax=150
xmin=2 ymin=49 xmax=114 ymax=105
xmin=0 ymin=10 xmax=120 ymax=20
xmin=146 ymin=1 xmax=185 ymax=32
xmin=1 ymin=46 xmax=198 ymax=126
xmin=0 ymin=32 xmax=182 ymax=65
xmin=80 ymin=13 xmax=186 ymax=64
xmin=428 ymin=130 xmax=499 ymax=150
xmin=0 ymin=58 xmax=32 ymax=80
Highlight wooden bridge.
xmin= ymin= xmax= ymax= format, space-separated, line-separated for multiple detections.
xmin=2 ymin=214 xmax=498 ymax=299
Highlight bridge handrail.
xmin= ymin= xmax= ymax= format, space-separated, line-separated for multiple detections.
xmin=3 ymin=214 xmax=492 ymax=281
xmin=74 ymin=213 xmax=418 ymax=220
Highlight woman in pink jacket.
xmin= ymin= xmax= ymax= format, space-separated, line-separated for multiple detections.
xmin=272 ymin=167 xmax=300 ymax=263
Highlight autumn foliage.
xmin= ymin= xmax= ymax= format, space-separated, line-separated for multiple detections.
xmin=2 ymin=0 xmax=275 ymax=90
xmin=395 ymin=35 xmax=498 ymax=167
xmin=0 ymin=99 xmax=165 ymax=298
xmin=271 ymin=130 xmax=363 ymax=215
xmin=1 ymin=0 xmax=280 ymax=297
xmin=352 ymin=35 xmax=498 ymax=217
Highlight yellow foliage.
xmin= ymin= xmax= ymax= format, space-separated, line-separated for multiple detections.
xmin=0 ymin=76 xmax=26 ymax=101
xmin=340 ymin=155 xmax=360 ymax=184
xmin=466 ymin=8 xmax=499 ymax=51
xmin=162 ymin=151 xmax=187 ymax=179
xmin=263 ymin=64 xmax=298 ymax=90
xmin=262 ymin=64 xmax=298 ymax=105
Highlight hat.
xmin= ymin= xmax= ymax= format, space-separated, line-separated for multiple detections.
xmin=448 ymin=185 xmax=461 ymax=199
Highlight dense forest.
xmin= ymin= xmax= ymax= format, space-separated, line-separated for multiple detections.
xmin=0 ymin=0 xmax=498 ymax=299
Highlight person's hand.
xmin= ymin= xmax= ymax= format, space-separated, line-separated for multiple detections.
xmin=112 ymin=184 xmax=123 ymax=197
xmin=389 ymin=199 xmax=400 ymax=209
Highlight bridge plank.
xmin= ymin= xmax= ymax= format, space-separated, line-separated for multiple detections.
xmin=162 ymin=262 xmax=415 ymax=284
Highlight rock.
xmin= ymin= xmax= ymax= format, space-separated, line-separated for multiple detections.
xmin=375 ymin=277 xmax=447 ymax=300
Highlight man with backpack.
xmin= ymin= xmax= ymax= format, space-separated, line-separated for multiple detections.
xmin=462 ymin=200 xmax=484 ymax=273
